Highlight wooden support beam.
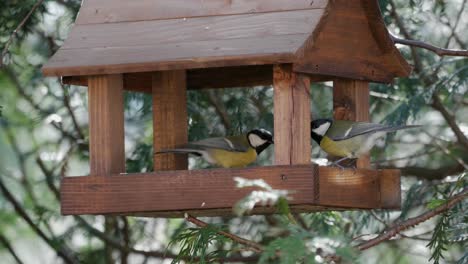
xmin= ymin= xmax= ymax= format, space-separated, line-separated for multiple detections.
xmin=379 ymin=169 xmax=401 ymax=209
xmin=62 ymin=65 xmax=274 ymax=92
xmin=273 ymin=64 xmax=311 ymax=165
xmin=88 ymin=75 xmax=125 ymax=175
xmin=152 ymin=70 xmax=188 ymax=170
xmin=333 ymin=79 xmax=370 ymax=168
xmin=60 ymin=165 xmax=401 ymax=216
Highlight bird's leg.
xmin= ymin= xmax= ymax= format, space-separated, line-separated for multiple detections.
xmin=330 ymin=157 xmax=349 ymax=170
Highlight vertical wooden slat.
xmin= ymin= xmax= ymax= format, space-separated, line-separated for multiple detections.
xmin=152 ymin=70 xmax=188 ymax=170
xmin=333 ymin=79 xmax=370 ymax=168
xmin=379 ymin=169 xmax=401 ymax=209
xmin=273 ymin=64 xmax=311 ymax=165
xmin=88 ymin=74 xmax=125 ymax=175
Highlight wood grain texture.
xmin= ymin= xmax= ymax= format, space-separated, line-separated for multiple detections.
xmin=43 ymin=35 xmax=301 ymax=76
xmin=333 ymin=78 xmax=371 ymax=168
xmin=76 ymin=0 xmax=327 ymax=24
xmin=60 ymin=165 xmax=400 ymax=216
xmin=65 ymin=10 xmax=321 ymax=50
xmin=88 ymin=75 xmax=125 ymax=175
xmin=152 ymin=70 xmax=188 ymax=170
xmin=293 ymin=0 xmax=411 ymax=83
xmin=379 ymin=169 xmax=401 ymax=209
xmin=273 ymin=64 xmax=311 ymax=165
xmin=63 ymin=65 xmax=273 ymax=92
xmin=43 ymin=9 xmax=324 ymax=77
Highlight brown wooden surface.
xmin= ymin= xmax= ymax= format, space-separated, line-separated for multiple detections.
xmin=60 ymin=165 xmax=401 ymax=216
xmin=43 ymin=9 xmax=323 ymax=76
xmin=88 ymin=75 xmax=125 ymax=175
xmin=62 ymin=66 xmax=333 ymax=91
xmin=43 ymin=38 xmax=298 ymax=77
xmin=379 ymin=169 xmax=401 ymax=209
xmin=273 ymin=64 xmax=311 ymax=165
xmin=63 ymin=65 xmax=273 ymax=91
xmin=152 ymin=70 xmax=188 ymax=170
xmin=293 ymin=0 xmax=411 ymax=83
xmin=43 ymin=0 xmax=410 ymax=83
xmin=318 ymin=168 xmax=379 ymax=208
xmin=65 ymin=10 xmax=320 ymax=50
xmin=76 ymin=0 xmax=327 ymax=25
xmin=333 ymin=78 xmax=371 ymax=168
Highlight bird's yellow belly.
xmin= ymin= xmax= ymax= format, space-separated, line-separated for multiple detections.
xmin=320 ymin=136 xmax=363 ymax=158
xmin=210 ymin=148 xmax=257 ymax=168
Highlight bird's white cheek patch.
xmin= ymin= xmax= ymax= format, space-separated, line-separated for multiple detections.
xmin=312 ymin=123 xmax=331 ymax=136
xmin=248 ymin=134 xmax=267 ymax=148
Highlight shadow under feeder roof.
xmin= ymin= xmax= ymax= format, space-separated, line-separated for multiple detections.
xmin=43 ymin=0 xmax=409 ymax=217
xmin=43 ymin=0 xmax=411 ymax=83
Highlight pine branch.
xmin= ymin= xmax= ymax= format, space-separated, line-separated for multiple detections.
xmin=0 ymin=0 xmax=45 ymax=67
xmin=356 ymin=189 xmax=468 ymax=251
xmin=185 ymin=214 xmax=264 ymax=253
xmin=391 ymin=34 xmax=468 ymax=57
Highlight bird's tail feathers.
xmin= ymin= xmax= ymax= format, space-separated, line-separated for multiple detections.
xmin=155 ymin=148 xmax=203 ymax=156
xmin=381 ymin=124 xmax=421 ymax=133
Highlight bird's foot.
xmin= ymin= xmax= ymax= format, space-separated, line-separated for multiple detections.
xmin=330 ymin=157 xmax=350 ymax=170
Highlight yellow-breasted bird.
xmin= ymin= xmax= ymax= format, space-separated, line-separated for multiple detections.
xmin=155 ymin=129 xmax=273 ymax=168
xmin=311 ymin=119 xmax=419 ymax=166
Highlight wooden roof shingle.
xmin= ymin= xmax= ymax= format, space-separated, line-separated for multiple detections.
xmin=43 ymin=0 xmax=411 ymax=83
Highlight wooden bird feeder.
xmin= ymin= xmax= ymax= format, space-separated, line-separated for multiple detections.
xmin=43 ymin=0 xmax=411 ymax=217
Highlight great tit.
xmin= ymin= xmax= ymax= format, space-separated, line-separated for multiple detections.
xmin=155 ymin=129 xmax=273 ymax=168
xmin=311 ymin=119 xmax=419 ymax=165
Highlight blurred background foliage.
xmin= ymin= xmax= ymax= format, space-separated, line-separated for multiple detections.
xmin=0 ymin=0 xmax=467 ymax=263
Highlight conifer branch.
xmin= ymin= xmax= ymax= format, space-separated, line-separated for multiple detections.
xmin=357 ymin=189 xmax=468 ymax=251
xmin=185 ymin=214 xmax=264 ymax=253
xmin=0 ymin=0 xmax=45 ymax=67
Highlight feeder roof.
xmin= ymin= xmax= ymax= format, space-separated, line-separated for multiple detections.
xmin=42 ymin=0 xmax=411 ymax=83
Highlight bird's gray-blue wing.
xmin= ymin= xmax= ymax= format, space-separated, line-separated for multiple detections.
xmin=188 ymin=136 xmax=248 ymax=152
xmin=327 ymin=120 xmax=390 ymax=141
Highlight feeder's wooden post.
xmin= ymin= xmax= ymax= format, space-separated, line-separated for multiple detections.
xmin=88 ymin=74 xmax=126 ymax=175
xmin=152 ymin=70 xmax=188 ymax=170
xmin=333 ymin=79 xmax=370 ymax=168
xmin=333 ymin=79 xmax=400 ymax=208
xmin=273 ymin=64 xmax=311 ymax=165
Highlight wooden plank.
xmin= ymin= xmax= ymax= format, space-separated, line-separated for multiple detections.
xmin=64 ymin=10 xmax=321 ymax=50
xmin=76 ymin=0 xmax=327 ymax=25
xmin=63 ymin=65 xmax=274 ymax=91
xmin=88 ymin=75 xmax=125 ymax=175
xmin=60 ymin=165 xmax=397 ymax=215
xmin=379 ymin=169 xmax=401 ymax=209
xmin=273 ymin=64 xmax=311 ymax=165
xmin=318 ymin=168 xmax=379 ymax=208
xmin=333 ymin=78 xmax=370 ymax=168
xmin=128 ymin=205 xmax=349 ymax=218
xmin=43 ymin=34 xmax=302 ymax=77
xmin=293 ymin=0 xmax=411 ymax=83
xmin=152 ymin=70 xmax=188 ymax=170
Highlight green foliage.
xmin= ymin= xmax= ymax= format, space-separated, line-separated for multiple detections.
xmin=0 ymin=0 xmax=467 ymax=263
xmin=427 ymin=213 xmax=451 ymax=264
xmin=168 ymin=224 xmax=229 ymax=264
xmin=259 ymin=236 xmax=313 ymax=264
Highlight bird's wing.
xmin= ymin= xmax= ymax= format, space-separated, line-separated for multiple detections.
xmin=188 ymin=135 xmax=249 ymax=152
xmin=327 ymin=120 xmax=394 ymax=141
